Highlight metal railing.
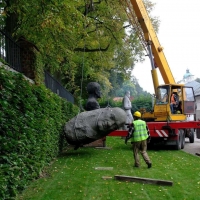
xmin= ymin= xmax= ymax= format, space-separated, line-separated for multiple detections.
xmin=0 ymin=30 xmax=22 ymax=72
xmin=44 ymin=71 xmax=74 ymax=103
xmin=0 ymin=30 xmax=74 ymax=103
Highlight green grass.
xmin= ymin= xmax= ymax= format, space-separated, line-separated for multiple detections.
xmin=16 ymin=137 xmax=200 ymax=200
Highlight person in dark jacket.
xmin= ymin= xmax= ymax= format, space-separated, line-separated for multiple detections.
xmin=125 ymin=111 xmax=152 ymax=168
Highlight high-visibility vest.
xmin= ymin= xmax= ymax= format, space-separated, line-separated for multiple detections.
xmin=171 ymin=94 xmax=176 ymax=104
xmin=131 ymin=120 xmax=148 ymax=142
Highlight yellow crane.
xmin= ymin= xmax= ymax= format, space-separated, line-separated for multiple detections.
xmin=110 ymin=0 xmax=200 ymax=150
xmin=120 ymin=0 xmax=196 ymax=122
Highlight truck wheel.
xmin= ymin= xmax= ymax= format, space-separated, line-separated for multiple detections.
xmin=181 ymin=129 xmax=185 ymax=149
xmin=175 ymin=130 xmax=182 ymax=150
xmin=189 ymin=129 xmax=194 ymax=143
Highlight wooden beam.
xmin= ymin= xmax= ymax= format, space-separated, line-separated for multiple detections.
xmin=195 ymin=153 xmax=200 ymax=157
xmin=114 ymin=175 xmax=173 ymax=186
xmin=95 ymin=167 xmax=113 ymax=170
xmin=102 ymin=176 xmax=113 ymax=180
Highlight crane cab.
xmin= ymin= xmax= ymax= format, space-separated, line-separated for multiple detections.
xmin=142 ymin=84 xmax=196 ymax=122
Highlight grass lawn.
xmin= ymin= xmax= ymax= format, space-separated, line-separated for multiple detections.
xmin=16 ymin=137 xmax=200 ymax=200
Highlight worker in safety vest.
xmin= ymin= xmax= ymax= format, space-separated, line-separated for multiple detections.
xmin=125 ymin=111 xmax=152 ymax=168
xmin=170 ymin=92 xmax=178 ymax=114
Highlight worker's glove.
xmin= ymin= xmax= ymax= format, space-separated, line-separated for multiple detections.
xmin=147 ymin=136 xmax=151 ymax=143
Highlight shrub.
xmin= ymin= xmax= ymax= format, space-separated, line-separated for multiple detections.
xmin=0 ymin=67 xmax=78 ymax=199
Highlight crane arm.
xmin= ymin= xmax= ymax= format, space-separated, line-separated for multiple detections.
xmin=123 ymin=0 xmax=176 ymax=85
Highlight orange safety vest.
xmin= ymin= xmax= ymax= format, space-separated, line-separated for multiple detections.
xmin=171 ymin=94 xmax=176 ymax=104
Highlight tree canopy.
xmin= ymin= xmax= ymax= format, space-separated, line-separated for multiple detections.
xmin=3 ymin=0 xmax=159 ymax=100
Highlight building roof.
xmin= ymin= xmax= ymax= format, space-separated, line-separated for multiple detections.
xmin=185 ymin=81 xmax=200 ymax=96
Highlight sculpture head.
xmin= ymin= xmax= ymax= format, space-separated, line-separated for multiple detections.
xmin=87 ymin=82 xmax=101 ymax=98
xmin=125 ymin=91 xmax=130 ymax=98
xmin=96 ymin=107 xmax=127 ymax=133
xmin=64 ymin=107 xmax=126 ymax=147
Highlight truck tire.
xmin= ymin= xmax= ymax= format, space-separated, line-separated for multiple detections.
xmin=189 ymin=129 xmax=194 ymax=143
xmin=175 ymin=130 xmax=182 ymax=150
xmin=181 ymin=129 xmax=185 ymax=149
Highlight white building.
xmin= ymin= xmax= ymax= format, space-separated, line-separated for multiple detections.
xmin=177 ymin=69 xmax=200 ymax=121
xmin=177 ymin=69 xmax=195 ymax=84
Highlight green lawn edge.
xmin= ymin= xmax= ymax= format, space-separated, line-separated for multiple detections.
xmin=16 ymin=137 xmax=200 ymax=200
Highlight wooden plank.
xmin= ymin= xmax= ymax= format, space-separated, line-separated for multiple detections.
xmin=114 ymin=175 xmax=173 ymax=186
xmin=102 ymin=176 xmax=113 ymax=180
xmin=95 ymin=167 xmax=113 ymax=170
xmin=195 ymin=153 xmax=200 ymax=157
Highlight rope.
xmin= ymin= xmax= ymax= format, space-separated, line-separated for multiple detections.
xmin=78 ymin=1 xmax=89 ymax=113
xmin=79 ymin=35 xmax=85 ymax=112
xmin=74 ymin=1 xmax=89 ymax=136
xmin=96 ymin=24 xmax=111 ymax=108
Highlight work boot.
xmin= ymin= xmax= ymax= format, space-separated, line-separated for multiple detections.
xmin=147 ymin=163 xmax=152 ymax=169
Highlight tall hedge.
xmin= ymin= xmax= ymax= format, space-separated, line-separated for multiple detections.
xmin=0 ymin=67 xmax=79 ymax=199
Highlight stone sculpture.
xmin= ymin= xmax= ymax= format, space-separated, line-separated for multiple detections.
xmin=85 ymin=82 xmax=101 ymax=111
xmin=122 ymin=91 xmax=133 ymax=129
xmin=64 ymin=107 xmax=126 ymax=149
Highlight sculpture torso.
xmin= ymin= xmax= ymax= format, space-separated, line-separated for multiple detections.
xmin=85 ymin=96 xmax=100 ymax=111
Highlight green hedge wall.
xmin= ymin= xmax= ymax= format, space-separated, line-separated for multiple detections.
xmin=0 ymin=67 xmax=79 ymax=199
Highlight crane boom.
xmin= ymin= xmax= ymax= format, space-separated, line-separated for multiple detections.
xmin=124 ymin=0 xmax=176 ymax=87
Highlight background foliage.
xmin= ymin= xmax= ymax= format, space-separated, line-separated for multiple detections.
xmin=97 ymin=94 xmax=152 ymax=113
xmin=3 ymin=0 xmax=159 ymax=100
xmin=0 ymin=67 xmax=79 ymax=199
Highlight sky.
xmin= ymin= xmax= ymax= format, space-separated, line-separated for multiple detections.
xmin=132 ymin=0 xmax=200 ymax=94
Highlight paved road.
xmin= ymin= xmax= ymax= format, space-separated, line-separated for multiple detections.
xmin=182 ymin=133 xmax=200 ymax=156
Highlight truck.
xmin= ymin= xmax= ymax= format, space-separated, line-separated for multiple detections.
xmin=109 ymin=0 xmax=200 ymax=150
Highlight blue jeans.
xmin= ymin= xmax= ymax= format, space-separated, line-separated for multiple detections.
xmin=170 ymin=104 xmax=174 ymax=114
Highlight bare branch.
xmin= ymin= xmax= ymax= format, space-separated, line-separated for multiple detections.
xmin=74 ymin=43 xmax=110 ymax=52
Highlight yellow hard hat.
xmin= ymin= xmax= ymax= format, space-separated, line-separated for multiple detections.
xmin=134 ymin=111 xmax=141 ymax=118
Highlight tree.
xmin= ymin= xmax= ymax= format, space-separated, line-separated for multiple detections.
xmin=131 ymin=94 xmax=153 ymax=113
xmin=4 ymin=0 xmax=159 ymax=101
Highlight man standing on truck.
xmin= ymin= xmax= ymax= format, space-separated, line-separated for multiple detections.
xmin=125 ymin=111 xmax=152 ymax=168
